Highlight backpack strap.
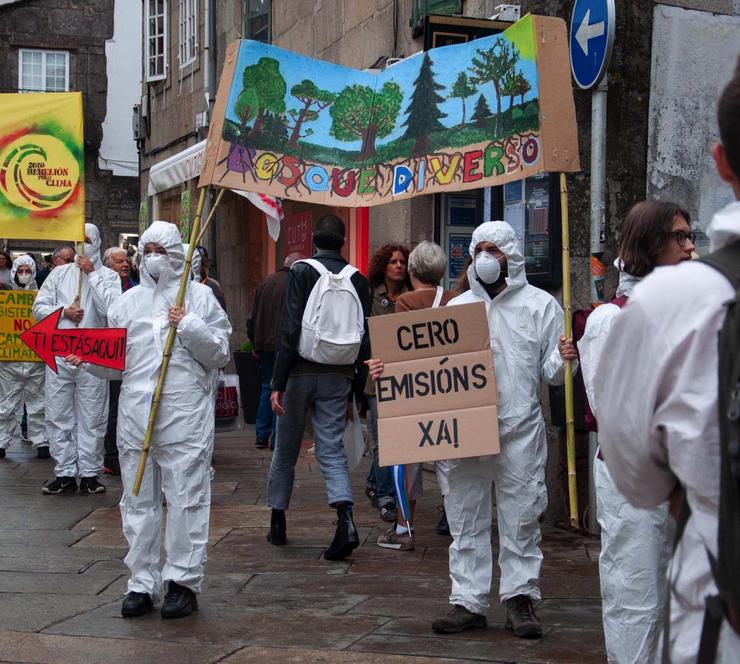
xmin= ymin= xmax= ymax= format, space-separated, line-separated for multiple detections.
xmin=700 ymin=239 xmax=740 ymax=289
xmin=295 ymin=258 xmax=328 ymax=276
xmin=337 ymin=264 xmax=358 ymax=279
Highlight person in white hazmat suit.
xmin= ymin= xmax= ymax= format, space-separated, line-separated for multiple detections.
xmin=594 ymin=63 xmax=740 ymax=664
xmin=432 ymin=221 xmax=577 ymax=639
xmin=0 ymin=255 xmax=49 ymax=459
xmin=32 ymin=224 xmax=121 ymax=495
xmin=66 ymin=221 xmax=231 ymax=619
xmin=579 ymin=199 xmax=696 ymax=664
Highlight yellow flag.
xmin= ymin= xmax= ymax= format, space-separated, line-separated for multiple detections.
xmin=0 ymin=92 xmax=85 ymax=242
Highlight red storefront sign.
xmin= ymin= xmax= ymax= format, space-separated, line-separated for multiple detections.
xmin=283 ymin=211 xmax=312 ymax=257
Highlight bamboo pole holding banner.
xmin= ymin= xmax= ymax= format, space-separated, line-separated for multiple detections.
xmin=132 ymin=187 xmax=224 ymax=495
xmin=559 ymin=172 xmax=579 ymax=529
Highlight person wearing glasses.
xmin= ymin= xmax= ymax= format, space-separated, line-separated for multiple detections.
xmin=578 ymin=199 xmax=694 ymax=664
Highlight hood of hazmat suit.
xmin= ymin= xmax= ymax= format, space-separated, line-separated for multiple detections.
xmin=578 ymin=258 xmax=670 ymax=664
xmin=10 ymin=255 xmax=38 ymax=291
xmin=107 ymin=220 xmax=231 ymax=598
xmin=443 ymin=221 xmax=567 ymax=612
xmin=84 ymin=223 xmax=104 ymax=271
xmin=595 ymin=200 xmax=740 ymax=663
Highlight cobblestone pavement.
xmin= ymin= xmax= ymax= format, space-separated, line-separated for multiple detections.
xmin=0 ymin=426 xmax=606 ymax=663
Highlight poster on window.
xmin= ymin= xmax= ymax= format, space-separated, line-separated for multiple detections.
xmin=0 ymin=92 xmax=84 ymax=242
xmin=200 ymin=15 xmax=579 ymax=206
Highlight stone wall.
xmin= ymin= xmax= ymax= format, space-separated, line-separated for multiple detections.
xmin=0 ymin=0 xmax=139 ymax=251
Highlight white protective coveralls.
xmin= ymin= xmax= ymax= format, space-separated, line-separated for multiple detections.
xmin=32 ymin=224 xmax=121 ymax=477
xmin=594 ymin=201 xmax=740 ymax=664
xmin=0 ymin=255 xmax=46 ymax=450
xmin=85 ymin=221 xmax=231 ymax=598
xmin=445 ymin=221 xmax=567 ymax=614
xmin=578 ymin=266 xmax=671 ymax=664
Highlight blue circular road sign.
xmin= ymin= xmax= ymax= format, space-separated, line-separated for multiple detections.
xmin=569 ymin=0 xmax=615 ymax=89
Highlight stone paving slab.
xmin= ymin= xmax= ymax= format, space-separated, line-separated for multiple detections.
xmin=0 ymin=631 xmax=234 ymax=664
xmin=220 ymin=646 xmax=465 ymax=663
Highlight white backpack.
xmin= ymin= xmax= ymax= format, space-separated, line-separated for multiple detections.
xmin=296 ymin=258 xmax=365 ymax=365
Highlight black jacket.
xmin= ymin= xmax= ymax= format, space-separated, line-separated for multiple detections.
xmin=270 ymin=250 xmax=371 ymax=395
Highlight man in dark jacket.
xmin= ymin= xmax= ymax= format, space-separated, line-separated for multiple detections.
xmin=267 ymin=214 xmax=371 ymax=561
xmin=247 ymin=252 xmax=303 ymax=449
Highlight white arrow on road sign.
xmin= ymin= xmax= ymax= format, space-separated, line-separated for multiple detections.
xmin=575 ymin=9 xmax=605 ymax=56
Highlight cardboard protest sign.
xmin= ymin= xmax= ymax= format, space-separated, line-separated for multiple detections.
xmin=369 ymin=302 xmax=499 ymax=466
xmin=0 ymin=92 xmax=85 ymax=242
xmin=200 ymin=14 xmax=579 ymax=206
xmin=0 ymin=290 xmax=42 ymax=362
xmin=20 ymin=308 xmax=126 ymax=373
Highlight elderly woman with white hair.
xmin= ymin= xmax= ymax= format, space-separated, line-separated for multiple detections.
xmin=0 ymin=255 xmax=49 ymax=459
xmin=370 ymin=241 xmax=458 ymax=552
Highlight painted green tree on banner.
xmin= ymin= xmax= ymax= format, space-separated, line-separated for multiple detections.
xmin=243 ymin=57 xmax=286 ymax=137
xmin=401 ymin=52 xmax=447 ymax=156
xmin=329 ymin=82 xmax=403 ymax=159
xmin=449 ymin=71 xmax=477 ymax=126
xmin=469 ymin=41 xmax=520 ymax=136
xmin=287 ymin=80 xmax=335 ymax=147
xmin=234 ymin=87 xmax=259 ymax=137
xmin=471 ymin=93 xmax=492 ymax=128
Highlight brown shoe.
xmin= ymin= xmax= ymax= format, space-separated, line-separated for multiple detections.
xmin=376 ymin=526 xmax=414 ymax=551
xmin=505 ymin=594 xmax=542 ymax=639
xmin=432 ymin=604 xmax=487 ymax=634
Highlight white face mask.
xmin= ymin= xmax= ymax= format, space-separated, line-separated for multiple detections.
xmin=17 ymin=273 xmax=34 ymax=286
xmin=144 ymin=254 xmax=169 ymax=279
xmin=474 ymin=252 xmax=502 ymax=284
xmin=84 ymin=243 xmax=95 ymax=258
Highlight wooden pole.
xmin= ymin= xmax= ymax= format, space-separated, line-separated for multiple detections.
xmin=132 ymin=186 xmax=215 ymax=496
xmin=560 ymin=172 xmax=579 ymax=529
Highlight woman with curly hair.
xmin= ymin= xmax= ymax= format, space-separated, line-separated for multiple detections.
xmin=365 ymin=244 xmax=411 ymax=523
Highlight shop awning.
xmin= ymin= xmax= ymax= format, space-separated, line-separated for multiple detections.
xmin=147 ymin=140 xmax=207 ymax=195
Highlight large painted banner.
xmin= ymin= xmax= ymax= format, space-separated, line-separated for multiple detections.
xmin=0 ymin=92 xmax=85 ymax=241
xmin=0 ymin=290 xmax=41 ymax=362
xmin=200 ymin=15 xmax=579 ymax=206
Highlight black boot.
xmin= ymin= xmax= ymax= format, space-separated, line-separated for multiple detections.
xmin=161 ymin=581 xmax=198 ymax=619
xmin=324 ymin=503 xmax=359 ymax=561
xmin=267 ymin=508 xmax=286 ymax=546
xmin=121 ymin=591 xmax=153 ymax=617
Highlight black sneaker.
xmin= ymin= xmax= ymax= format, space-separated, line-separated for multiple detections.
xmin=0 ymin=448 xmax=5 ymax=458
xmin=79 ymin=477 xmax=106 ymax=494
xmin=505 ymin=594 xmax=542 ymax=639
xmin=436 ymin=506 xmax=450 ymax=536
xmin=161 ymin=581 xmax=198 ymax=619
xmin=432 ymin=604 xmax=487 ymax=634
xmin=42 ymin=476 xmax=77 ymax=495
xmin=379 ymin=502 xmax=397 ymax=523
xmin=255 ymin=437 xmax=269 ymax=449
xmin=36 ymin=446 xmax=51 ymax=460
xmin=121 ymin=591 xmax=153 ymax=617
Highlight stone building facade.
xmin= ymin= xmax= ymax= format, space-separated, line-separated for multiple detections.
xmin=0 ymin=0 xmax=140 ymax=253
xmin=139 ymin=0 xmax=740 ymax=522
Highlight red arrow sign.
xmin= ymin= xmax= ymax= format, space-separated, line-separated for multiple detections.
xmin=20 ymin=307 xmax=127 ymax=373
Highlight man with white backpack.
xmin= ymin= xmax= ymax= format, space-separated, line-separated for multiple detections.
xmin=267 ymin=214 xmax=372 ymax=560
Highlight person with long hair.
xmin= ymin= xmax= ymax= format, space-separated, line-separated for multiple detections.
xmin=579 ymin=200 xmax=695 ymax=664
xmin=364 ymin=244 xmax=411 ymax=524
